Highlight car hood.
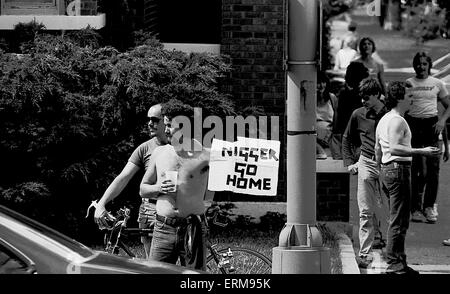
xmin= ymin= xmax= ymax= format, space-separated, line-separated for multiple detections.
xmin=79 ymin=251 xmax=206 ymax=274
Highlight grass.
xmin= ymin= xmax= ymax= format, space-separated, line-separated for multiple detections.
xmin=100 ymin=223 xmax=343 ymax=274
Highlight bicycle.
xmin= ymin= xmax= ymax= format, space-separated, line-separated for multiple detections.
xmin=89 ymin=204 xmax=272 ymax=274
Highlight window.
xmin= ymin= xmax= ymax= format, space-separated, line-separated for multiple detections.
xmin=1 ymin=0 xmax=64 ymax=15
xmin=0 ymin=243 xmax=35 ymax=274
xmin=158 ymin=0 xmax=221 ymax=44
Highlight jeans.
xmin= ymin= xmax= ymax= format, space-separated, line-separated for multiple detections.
xmin=357 ymin=155 xmax=387 ymax=257
xmin=150 ymin=216 xmax=207 ymax=270
xmin=137 ymin=199 xmax=156 ymax=259
xmin=405 ymin=115 xmax=440 ymax=212
xmin=411 ymin=151 xmax=440 ymax=211
xmin=381 ymin=162 xmax=412 ymax=272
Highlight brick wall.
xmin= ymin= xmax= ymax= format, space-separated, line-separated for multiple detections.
xmin=221 ymin=0 xmax=286 ymax=200
xmin=316 ymin=172 xmax=350 ymax=222
xmin=221 ymin=0 xmax=285 ymax=110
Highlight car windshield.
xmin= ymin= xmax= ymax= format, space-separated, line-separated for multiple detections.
xmin=0 ymin=205 xmax=94 ymax=258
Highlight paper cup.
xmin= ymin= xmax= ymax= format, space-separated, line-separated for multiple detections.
xmin=165 ymin=171 xmax=178 ymax=192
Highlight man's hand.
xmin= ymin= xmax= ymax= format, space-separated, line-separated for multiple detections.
xmin=94 ymin=204 xmax=115 ymax=230
xmin=443 ymin=148 xmax=449 ymax=162
xmin=347 ymin=163 xmax=358 ymax=175
xmin=421 ymin=146 xmax=442 ymax=157
xmin=160 ymin=179 xmax=176 ymax=194
xmin=434 ymin=120 xmax=446 ymax=136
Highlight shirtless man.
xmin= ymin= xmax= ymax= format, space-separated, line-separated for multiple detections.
xmin=139 ymin=102 xmax=214 ymax=270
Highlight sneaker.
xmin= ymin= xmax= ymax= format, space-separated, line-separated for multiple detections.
xmin=411 ymin=211 xmax=424 ymax=222
xmin=433 ymin=203 xmax=439 ymax=217
xmin=443 ymin=239 xmax=450 ymax=246
xmin=424 ymin=207 xmax=437 ymax=223
xmin=357 ymin=256 xmax=373 ymax=269
xmin=316 ymin=153 xmax=327 ymax=160
xmin=372 ymin=238 xmax=386 ymax=249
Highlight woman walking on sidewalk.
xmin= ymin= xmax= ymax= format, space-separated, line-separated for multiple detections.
xmin=353 ymin=37 xmax=386 ymax=96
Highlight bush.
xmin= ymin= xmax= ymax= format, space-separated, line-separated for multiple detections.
xmin=404 ymin=3 xmax=447 ymax=43
xmin=0 ymin=29 xmax=234 ymax=242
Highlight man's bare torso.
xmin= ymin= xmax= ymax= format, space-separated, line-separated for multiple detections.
xmin=153 ymin=142 xmax=210 ymax=218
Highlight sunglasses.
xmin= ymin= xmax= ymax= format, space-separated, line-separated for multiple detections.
xmin=148 ymin=117 xmax=161 ymax=124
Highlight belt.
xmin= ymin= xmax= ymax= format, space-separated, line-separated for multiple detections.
xmin=142 ymin=198 xmax=157 ymax=204
xmin=156 ymin=214 xmax=206 ymax=227
xmin=361 ymin=150 xmax=376 ymax=161
xmin=382 ymin=160 xmax=412 ymax=167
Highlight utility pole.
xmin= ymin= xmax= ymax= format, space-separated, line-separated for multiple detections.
xmin=272 ymin=0 xmax=330 ymax=274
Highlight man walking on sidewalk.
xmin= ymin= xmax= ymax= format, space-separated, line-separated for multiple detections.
xmin=343 ymin=77 xmax=388 ymax=268
xmin=375 ymin=81 xmax=441 ymax=274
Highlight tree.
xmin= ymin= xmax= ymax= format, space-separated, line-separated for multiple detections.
xmin=0 ymin=28 xmax=234 ymax=243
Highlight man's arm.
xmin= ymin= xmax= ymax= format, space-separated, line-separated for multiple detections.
xmin=388 ymin=117 xmax=441 ymax=157
xmin=139 ymin=154 xmax=162 ymax=199
xmin=437 ymin=94 xmax=450 ymax=135
xmin=94 ymin=162 xmax=140 ymax=220
xmin=375 ymin=130 xmax=382 ymax=167
xmin=342 ymin=112 xmax=359 ymax=174
xmin=442 ymin=125 xmax=449 ymax=162
xmin=377 ymin=63 xmax=387 ymax=96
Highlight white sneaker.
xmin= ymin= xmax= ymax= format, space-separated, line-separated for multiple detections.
xmin=433 ymin=203 xmax=439 ymax=217
xmin=424 ymin=207 xmax=437 ymax=223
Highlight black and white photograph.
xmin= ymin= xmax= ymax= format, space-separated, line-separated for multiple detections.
xmin=1 ymin=0 xmax=450 ymax=283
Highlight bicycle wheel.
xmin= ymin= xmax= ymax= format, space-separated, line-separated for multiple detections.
xmin=206 ymin=247 xmax=272 ymax=274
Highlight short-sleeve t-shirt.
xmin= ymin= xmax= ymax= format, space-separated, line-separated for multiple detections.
xmin=128 ymin=137 xmax=163 ymax=170
xmin=406 ymin=76 xmax=448 ymax=118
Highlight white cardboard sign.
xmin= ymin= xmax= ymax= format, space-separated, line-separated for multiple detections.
xmin=208 ymin=137 xmax=280 ymax=196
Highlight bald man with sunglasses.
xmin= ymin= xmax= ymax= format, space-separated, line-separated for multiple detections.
xmin=94 ymin=104 xmax=168 ymax=258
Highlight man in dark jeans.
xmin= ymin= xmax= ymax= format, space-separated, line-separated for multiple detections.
xmin=94 ymin=104 xmax=168 ymax=259
xmin=375 ymin=81 xmax=441 ymax=274
xmin=342 ymin=77 xmax=388 ymax=269
xmin=405 ymin=52 xmax=450 ymax=223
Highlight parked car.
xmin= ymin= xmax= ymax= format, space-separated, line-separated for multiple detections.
xmin=0 ymin=205 xmax=205 ymax=274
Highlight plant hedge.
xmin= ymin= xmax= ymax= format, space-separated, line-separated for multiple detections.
xmin=0 ymin=29 xmax=235 ymax=243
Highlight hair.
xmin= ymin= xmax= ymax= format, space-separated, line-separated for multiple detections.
xmin=412 ymin=51 xmax=433 ymax=74
xmin=317 ymin=71 xmax=332 ymax=103
xmin=385 ymin=81 xmax=406 ymax=109
xmin=359 ymin=77 xmax=382 ymax=98
xmin=161 ymin=99 xmax=194 ymax=120
xmin=348 ymin=21 xmax=357 ymax=32
xmin=345 ymin=61 xmax=370 ymax=89
xmin=358 ymin=37 xmax=376 ymax=54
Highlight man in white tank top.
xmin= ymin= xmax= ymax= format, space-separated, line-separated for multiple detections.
xmin=375 ymin=81 xmax=441 ymax=274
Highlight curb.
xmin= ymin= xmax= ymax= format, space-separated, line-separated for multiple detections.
xmin=337 ymin=232 xmax=360 ymax=274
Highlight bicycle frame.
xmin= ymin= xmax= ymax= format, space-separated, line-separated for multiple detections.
xmin=97 ymin=206 xmax=271 ymax=273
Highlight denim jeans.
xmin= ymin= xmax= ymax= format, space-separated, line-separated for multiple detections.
xmin=357 ymin=155 xmax=388 ymax=257
xmin=411 ymin=150 xmax=440 ymax=212
xmin=137 ymin=199 xmax=156 ymax=259
xmin=149 ymin=216 xmax=207 ymax=270
xmin=380 ymin=162 xmax=412 ymax=272
xmin=405 ymin=115 xmax=440 ymax=212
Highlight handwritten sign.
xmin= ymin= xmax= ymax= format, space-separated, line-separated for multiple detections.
xmin=208 ymin=137 xmax=280 ymax=196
